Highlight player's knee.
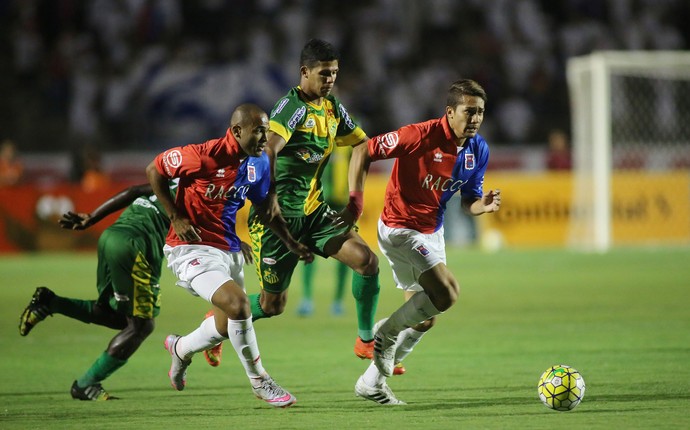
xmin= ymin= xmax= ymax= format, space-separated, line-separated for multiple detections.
xmin=259 ymin=295 xmax=286 ymax=317
xmin=133 ymin=317 xmax=155 ymax=338
xmin=264 ymin=305 xmax=285 ymax=316
xmin=93 ymin=303 xmax=128 ymax=330
xmin=107 ymin=318 xmax=153 ymax=359
xmin=364 ymin=250 xmax=379 ymax=275
xmin=443 ymin=279 xmax=460 ymax=310
xmin=126 ymin=316 xmax=155 ymax=342
xmin=215 ymin=292 xmax=251 ymax=320
xmin=449 ymin=279 xmax=460 ymax=303
xmin=352 ymin=247 xmax=379 ymax=275
xmin=430 ymin=279 xmax=459 ymax=312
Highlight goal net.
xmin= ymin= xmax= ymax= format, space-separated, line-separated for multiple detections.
xmin=567 ymin=51 xmax=690 ymax=251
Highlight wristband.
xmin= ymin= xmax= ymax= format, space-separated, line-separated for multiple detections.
xmin=346 ymin=191 xmax=364 ymax=219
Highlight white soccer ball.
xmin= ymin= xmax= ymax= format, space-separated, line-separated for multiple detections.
xmin=537 ymin=364 xmax=586 ymax=411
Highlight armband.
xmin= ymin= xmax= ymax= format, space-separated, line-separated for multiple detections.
xmin=346 ymin=191 xmax=364 ymax=220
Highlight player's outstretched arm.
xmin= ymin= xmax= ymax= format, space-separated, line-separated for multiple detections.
xmin=330 ymin=140 xmax=371 ymax=230
xmin=59 ymin=183 xmax=153 ymax=230
xmin=262 ymin=132 xmax=288 ymax=223
xmin=240 ymin=241 xmax=253 ymax=265
xmin=481 ymin=189 xmax=501 ymax=213
xmin=461 ymin=189 xmax=501 ymax=216
xmin=253 ymin=200 xmax=313 ymax=263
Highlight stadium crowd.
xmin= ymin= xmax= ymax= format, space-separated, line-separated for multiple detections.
xmin=2 ymin=0 xmax=688 ymax=153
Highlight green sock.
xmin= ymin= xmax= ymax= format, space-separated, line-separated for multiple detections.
xmin=334 ymin=262 xmax=348 ymax=303
xmin=302 ymin=263 xmax=314 ymax=300
xmin=249 ymin=293 xmax=270 ymax=321
xmin=351 ymin=271 xmax=380 ymax=341
xmin=77 ymin=352 xmax=127 ymax=387
xmin=51 ymin=296 xmax=95 ymax=323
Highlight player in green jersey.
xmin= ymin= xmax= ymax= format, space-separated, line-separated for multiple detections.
xmin=247 ymin=38 xmax=381 ymax=360
xmin=18 ymin=183 xmax=174 ymax=400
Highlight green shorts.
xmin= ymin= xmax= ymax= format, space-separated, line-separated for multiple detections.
xmin=249 ymin=203 xmax=349 ymax=294
xmin=96 ymin=227 xmax=162 ymax=319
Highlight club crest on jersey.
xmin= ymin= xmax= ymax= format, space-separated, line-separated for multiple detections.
xmin=295 ymin=148 xmax=324 ymax=164
xmin=216 ymin=168 xmax=225 ymax=178
xmin=465 ymin=153 xmax=475 ymax=170
xmin=262 ymin=267 xmax=280 ymax=284
xmin=304 ymin=116 xmax=316 ymax=129
xmin=327 ymin=117 xmax=338 ymax=136
xmin=433 ymin=152 xmax=443 ymax=162
xmin=414 ymin=244 xmax=430 ymax=256
xmin=247 ymin=165 xmax=256 ymax=182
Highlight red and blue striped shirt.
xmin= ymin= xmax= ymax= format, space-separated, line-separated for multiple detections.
xmin=153 ymin=129 xmax=270 ymax=251
xmin=368 ymin=115 xmax=489 ymax=234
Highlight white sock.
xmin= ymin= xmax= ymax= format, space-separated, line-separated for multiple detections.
xmin=362 ymin=361 xmax=386 ymax=387
xmin=394 ymin=327 xmax=426 ymax=363
xmin=227 ymin=317 xmax=266 ymax=383
xmin=361 ymin=327 xmax=427 ymax=387
xmin=177 ymin=315 xmax=227 ymax=361
xmin=384 ymin=292 xmax=441 ymax=335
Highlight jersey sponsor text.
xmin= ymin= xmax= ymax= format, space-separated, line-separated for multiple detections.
xmin=421 ymin=174 xmax=466 ymax=192
xmin=288 ymin=106 xmax=307 ymax=129
xmin=204 ymin=184 xmax=250 ymax=201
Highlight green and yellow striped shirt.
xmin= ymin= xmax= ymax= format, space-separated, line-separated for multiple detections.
xmin=269 ymin=86 xmax=367 ymax=216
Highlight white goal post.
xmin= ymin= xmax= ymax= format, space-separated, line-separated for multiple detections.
xmin=566 ymin=51 xmax=690 ymax=252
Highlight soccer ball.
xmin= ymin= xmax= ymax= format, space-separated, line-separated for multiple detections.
xmin=537 ymin=365 xmax=586 ymax=411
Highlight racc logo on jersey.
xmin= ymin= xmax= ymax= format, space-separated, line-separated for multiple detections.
xmin=421 ymin=174 xmax=466 ymax=192
xmin=204 ymin=184 xmax=250 ymax=201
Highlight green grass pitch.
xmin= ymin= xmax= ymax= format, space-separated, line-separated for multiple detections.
xmin=1 ymin=247 xmax=689 ymax=429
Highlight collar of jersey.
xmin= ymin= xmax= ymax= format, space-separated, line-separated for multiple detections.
xmin=296 ymin=86 xmax=325 ymax=110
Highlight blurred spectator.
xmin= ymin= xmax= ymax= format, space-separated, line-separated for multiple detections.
xmin=546 ymin=128 xmax=572 ymax=170
xmin=0 ymin=139 xmax=24 ymax=186
xmin=2 ymin=0 xmax=688 ymax=152
xmin=77 ymin=146 xmax=111 ymax=192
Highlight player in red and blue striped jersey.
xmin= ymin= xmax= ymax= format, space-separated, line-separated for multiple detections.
xmin=341 ymin=79 xmax=501 ymax=404
xmin=147 ymin=103 xmax=312 ymax=408
xmin=374 ymin=114 xmax=490 ymax=234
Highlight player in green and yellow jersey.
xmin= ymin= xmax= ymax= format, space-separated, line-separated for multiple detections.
xmin=248 ymin=38 xmax=380 ymax=360
xmin=19 ymin=182 xmax=175 ymax=400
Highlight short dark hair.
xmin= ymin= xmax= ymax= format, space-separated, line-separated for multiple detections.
xmin=447 ymin=79 xmax=487 ymax=109
xmin=300 ymin=39 xmax=339 ymax=68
